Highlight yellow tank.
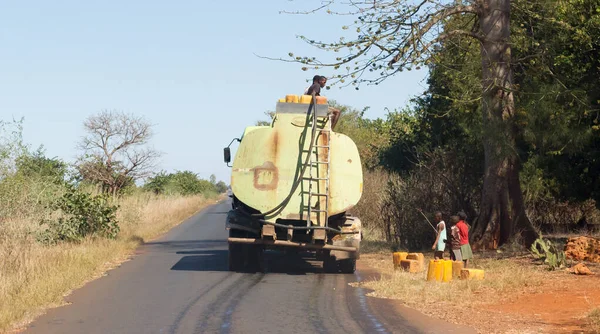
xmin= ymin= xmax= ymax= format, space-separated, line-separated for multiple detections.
xmin=427 ymin=260 xmax=444 ymax=281
xmin=442 ymin=260 xmax=453 ymax=282
xmin=285 ymin=94 xmax=299 ymax=103
xmin=452 ymin=260 xmax=464 ymax=279
xmin=393 ymin=252 xmax=409 ymax=270
xmin=230 ymin=99 xmax=362 ymax=224
xmin=299 ymin=95 xmax=312 ymax=104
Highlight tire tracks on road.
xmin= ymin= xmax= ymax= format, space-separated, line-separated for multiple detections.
xmin=308 ymin=274 xmax=328 ymax=334
xmin=169 ymin=272 xmax=234 ymax=334
xmin=193 ymin=273 xmax=265 ymax=334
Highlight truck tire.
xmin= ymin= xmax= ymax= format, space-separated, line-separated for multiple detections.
xmin=228 ymin=243 xmax=244 ymax=271
xmin=322 ymin=256 xmax=338 ymax=273
xmin=245 ymin=245 xmax=263 ymax=273
xmin=338 ymin=259 xmax=356 ymax=274
xmin=228 ymin=243 xmax=263 ymax=272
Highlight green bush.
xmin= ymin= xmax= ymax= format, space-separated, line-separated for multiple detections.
xmin=38 ymin=185 xmax=120 ymax=244
xmin=143 ymin=170 xmax=222 ymax=196
xmin=530 ymin=237 xmax=567 ymax=271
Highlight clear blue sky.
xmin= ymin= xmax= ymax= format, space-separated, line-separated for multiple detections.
xmin=0 ymin=0 xmax=427 ymax=184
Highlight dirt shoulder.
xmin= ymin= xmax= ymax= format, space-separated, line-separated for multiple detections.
xmin=356 ymin=250 xmax=600 ymax=334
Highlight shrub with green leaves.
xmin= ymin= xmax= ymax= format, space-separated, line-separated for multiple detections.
xmin=143 ymin=170 xmax=221 ymax=196
xmin=38 ymin=185 xmax=120 ymax=244
xmin=530 ymin=237 xmax=567 ymax=271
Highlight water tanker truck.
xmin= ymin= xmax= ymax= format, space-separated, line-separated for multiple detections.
xmin=223 ymin=94 xmax=363 ymax=273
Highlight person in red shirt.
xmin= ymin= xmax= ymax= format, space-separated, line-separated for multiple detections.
xmin=455 ymin=211 xmax=473 ymax=268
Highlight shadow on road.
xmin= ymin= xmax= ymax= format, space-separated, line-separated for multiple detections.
xmin=262 ymin=250 xmax=325 ymax=275
xmin=144 ymin=239 xmax=226 ymax=251
xmin=165 ymin=241 xmax=330 ymax=275
xmin=171 ymin=250 xmax=229 ymax=271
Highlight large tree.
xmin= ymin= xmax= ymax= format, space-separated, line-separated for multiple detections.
xmin=272 ymin=0 xmax=543 ymax=248
xmin=77 ymin=110 xmax=161 ymax=195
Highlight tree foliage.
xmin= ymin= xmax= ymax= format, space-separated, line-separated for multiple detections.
xmin=271 ymin=0 xmax=600 ymax=248
xmin=274 ymin=0 xmax=480 ymax=87
xmin=215 ymin=181 xmax=228 ymax=194
xmin=15 ymin=149 xmax=68 ymax=183
xmin=38 ymin=184 xmax=120 ymax=244
xmin=259 ymin=0 xmax=600 ymax=248
xmin=144 ymin=170 xmax=226 ymax=196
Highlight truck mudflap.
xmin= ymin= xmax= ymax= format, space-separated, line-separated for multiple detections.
xmin=330 ymin=216 xmax=362 ymax=260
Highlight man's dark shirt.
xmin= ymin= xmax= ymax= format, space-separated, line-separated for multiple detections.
xmin=306 ymin=82 xmax=321 ymax=96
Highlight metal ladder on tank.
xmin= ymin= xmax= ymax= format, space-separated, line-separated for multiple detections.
xmin=303 ymin=103 xmax=332 ymax=230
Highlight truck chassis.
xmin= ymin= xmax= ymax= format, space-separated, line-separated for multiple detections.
xmin=226 ymin=196 xmax=362 ymax=273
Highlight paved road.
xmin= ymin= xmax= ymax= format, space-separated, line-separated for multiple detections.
xmin=24 ymin=199 xmax=474 ymax=334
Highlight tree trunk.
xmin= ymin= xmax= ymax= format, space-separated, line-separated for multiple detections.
xmin=470 ymin=0 xmax=538 ymax=249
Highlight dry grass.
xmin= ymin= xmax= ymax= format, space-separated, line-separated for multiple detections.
xmin=360 ymin=226 xmax=398 ymax=254
xmin=356 ymin=252 xmax=548 ymax=312
xmin=351 ymin=169 xmax=390 ymax=229
xmin=0 ymin=192 xmax=218 ymax=333
xmin=589 ymin=308 xmax=600 ymax=333
xmin=358 ymin=238 xmax=600 ymax=333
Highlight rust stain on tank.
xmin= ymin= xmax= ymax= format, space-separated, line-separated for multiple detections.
xmin=271 ymin=130 xmax=280 ymax=161
xmin=319 ymin=130 xmax=329 ymax=145
xmin=253 ymin=161 xmax=279 ymax=191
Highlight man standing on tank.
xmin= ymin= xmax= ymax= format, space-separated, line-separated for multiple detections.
xmin=305 ymin=75 xmax=341 ymax=130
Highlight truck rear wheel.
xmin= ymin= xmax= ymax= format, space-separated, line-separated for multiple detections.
xmin=322 ymin=255 xmax=337 ymax=273
xmin=228 ymin=243 xmax=244 ymax=271
xmin=322 ymin=257 xmax=356 ymax=274
xmin=338 ymin=259 xmax=356 ymax=274
xmin=245 ymin=245 xmax=263 ymax=273
xmin=228 ymin=242 xmax=263 ymax=273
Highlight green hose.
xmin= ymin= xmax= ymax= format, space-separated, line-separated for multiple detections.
xmin=254 ymin=96 xmax=320 ymax=219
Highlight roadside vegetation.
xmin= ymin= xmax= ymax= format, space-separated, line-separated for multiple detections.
xmin=263 ymin=0 xmax=600 ymax=332
xmin=0 ymin=113 xmax=225 ymax=332
xmin=280 ymin=0 xmax=600 ymax=248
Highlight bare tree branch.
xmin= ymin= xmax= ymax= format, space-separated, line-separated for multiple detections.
xmin=77 ymin=110 xmax=162 ymax=194
xmin=257 ymin=1 xmax=481 ymax=88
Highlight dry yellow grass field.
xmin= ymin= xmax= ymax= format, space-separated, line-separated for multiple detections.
xmin=0 ymin=193 xmax=219 ymax=333
xmin=357 ymin=252 xmax=547 ymax=310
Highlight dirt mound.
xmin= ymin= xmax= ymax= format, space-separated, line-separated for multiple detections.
xmin=564 ymin=236 xmax=600 ymax=263
xmin=568 ymin=263 xmax=594 ymax=275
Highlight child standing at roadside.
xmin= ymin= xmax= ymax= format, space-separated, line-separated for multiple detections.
xmin=455 ymin=211 xmax=473 ymax=268
xmin=447 ymin=216 xmax=463 ymax=262
xmin=431 ymin=212 xmax=446 ymax=260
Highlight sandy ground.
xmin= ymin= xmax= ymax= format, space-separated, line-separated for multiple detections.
xmin=358 ymin=253 xmax=600 ymax=334
xmin=484 ymin=270 xmax=600 ymax=333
